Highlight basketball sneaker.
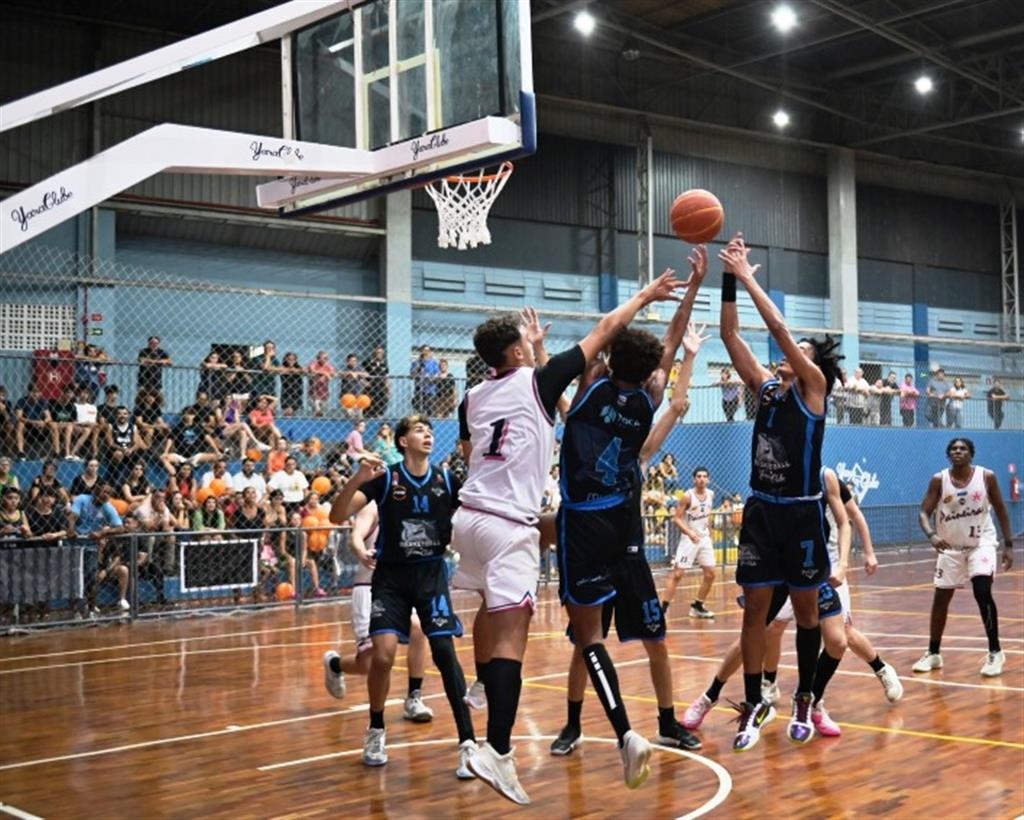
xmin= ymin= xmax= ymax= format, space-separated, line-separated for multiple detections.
xmin=876 ymin=662 xmax=903 ymax=702
xmin=456 ymin=739 xmax=478 ymax=779
xmin=550 ymin=724 xmax=583 ymax=756
xmin=464 ymin=679 xmax=487 ymax=710
xmin=403 ymin=690 xmax=434 ymax=722
xmin=682 ymin=694 xmax=715 ymax=730
xmin=689 ymin=602 xmax=715 ymax=619
xmin=761 ymin=679 xmax=781 ymax=706
xmin=469 ymin=742 xmax=530 ymax=805
xmin=322 ymin=650 xmax=346 ymax=699
xmin=731 ymin=701 xmax=774 ymax=752
xmin=620 ymin=730 xmax=652 ymax=789
xmin=654 ymin=720 xmax=702 ymax=750
xmin=980 ymin=650 xmax=1005 ymax=677
xmin=811 ymin=701 xmax=841 ymax=737
xmin=787 ymin=693 xmax=815 ymax=744
xmin=363 ymin=727 xmax=387 ymax=767
xmin=912 ymin=652 xmax=943 ymax=673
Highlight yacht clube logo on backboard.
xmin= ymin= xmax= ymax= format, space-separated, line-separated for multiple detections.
xmin=835 ymin=460 xmax=880 ymax=503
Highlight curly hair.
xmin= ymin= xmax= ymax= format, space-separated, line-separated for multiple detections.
xmin=798 ymin=334 xmax=844 ymax=395
xmin=946 ymin=436 xmax=975 ymax=458
xmin=608 ymin=328 xmax=664 ymax=386
xmin=395 ymin=413 xmax=433 ymax=455
xmin=473 ymin=314 xmax=522 ymax=369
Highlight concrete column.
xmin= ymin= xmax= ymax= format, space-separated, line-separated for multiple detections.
xmin=827 ymin=147 xmax=860 ymax=372
xmin=382 ymin=191 xmax=413 ymax=417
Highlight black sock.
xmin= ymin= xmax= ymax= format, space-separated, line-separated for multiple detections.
xmin=743 ymin=672 xmax=762 ymax=705
xmin=928 ymin=639 xmax=941 ymax=655
xmin=369 ymin=709 xmax=385 ymax=730
xmin=408 ymin=677 xmax=423 ymax=697
xmin=796 ymin=625 xmax=822 ymax=694
xmin=476 ymin=660 xmax=490 ymax=683
xmin=763 ymin=670 xmax=777 ymax=684
xmin=582 ymin=643 xmax=631 ymax=744
xmin=706 ymin=676 xmax=726 ymax=703
xmin=485 ymin=658 xmax=523 ymax=755
xmin=567 ymin=699 xmax=583 ymax=731
xmin=811 ymin=649 xmax=842 ymax=705
xmin=658 ymin=706 xmax=677 ymax=736
xmin=329 ymin=654 xmax=342 ymax=674
xmin=661 ymin=600 xmax=670 ymax=613
xmin=868 ymin=655 xmax=885 ymax=673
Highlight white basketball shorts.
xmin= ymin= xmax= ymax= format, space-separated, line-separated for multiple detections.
xmin=451 ymin=506 xmax=539 ymax=612
xmin=673 ymin=533 xmax=715 ymax=569
xmin=933 ymin=542 xmax=997 ymax=589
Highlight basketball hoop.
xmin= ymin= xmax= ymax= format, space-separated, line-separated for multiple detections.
xmin=425 ymin=162 xmax=513 ymax=250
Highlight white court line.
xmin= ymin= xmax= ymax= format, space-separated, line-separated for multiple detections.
xmin=0 ymin=804 xmax=44 ymax=820
xmin=256 ymin=735 xmax=733 ymax=820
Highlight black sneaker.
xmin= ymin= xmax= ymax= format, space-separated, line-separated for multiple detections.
xmin=654 ymin=720 xmax=703 ymax=750
xmin=549 ymin=724 xmax=583 ymax=756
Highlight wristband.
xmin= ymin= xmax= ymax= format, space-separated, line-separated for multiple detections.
xmin=722 ymin=273 xmax=737 ymax=303
xmin=1004 ymin=540 xmax=1014 ymax=549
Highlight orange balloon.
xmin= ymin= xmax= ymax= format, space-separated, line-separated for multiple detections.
xmin=245 ymin=447 xmax=263 ymax=462
xmin=110 ymin=498 xmax=129 ymax=516
xmin=356 ymin=394 xmax=371 ymax=410
xmin=311 ymin=476 xmax=331 ymax=495
xmin=209 ymin=478 xmax=227 ymax=497
xmin=341 ymin=393 xmax=357 ymax=409
xmin=275 ymin=582 xmax=294 ymax=601
xmin=195 ymin=487 xmax=213 ymax=504
xmin=301 ymin=514 xmax=320 ymax=530
xmin=314 ymin=505 xmax=331 ymax=521
xmin=307 ymin=530 xmax=329 ymax=553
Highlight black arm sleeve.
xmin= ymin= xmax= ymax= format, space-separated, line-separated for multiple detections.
xmin=839 ymin=482 xmax=852 ymax=505
xmin=457 ymin=397 xmax=469 ymax=441
xmin=361 ymin=474 xmax=387 ymax=506
xmin=534 ymin=346 xmax=586 ymax=419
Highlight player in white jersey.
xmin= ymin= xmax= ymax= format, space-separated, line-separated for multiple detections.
xmin=453 ymin=271 xmax=687 ymax=805
xmin=321 ymin=502 xmax=433 ymax=722
xmin=660 ymin=467 xmax=716 ymax=618
xmin=913 ymin=437 xmax=1014 ymax=677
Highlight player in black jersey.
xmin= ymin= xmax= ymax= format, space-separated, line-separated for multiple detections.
xmin=329 ymin=414 xmax=476 ymax=778
xmin=719 ymin=233 xmax=843 ymax=751
xmin=554 ymin=246 xmax=708 ymax=789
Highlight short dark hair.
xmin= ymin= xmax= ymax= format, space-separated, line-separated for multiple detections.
xmin=395 ymin=413 xmax=432 ymax=455
xmin=608 ymin=328 xmax=663 ymax=385
xmin=946 ymin=437 xmax=975 ymax=457
xmin=473 ymin=314 xmax=522 ymax=369
xmin=692 ymin=466 xmax=709 ymax=477
xmin=797 ymin=335 xmax=844 ymax=395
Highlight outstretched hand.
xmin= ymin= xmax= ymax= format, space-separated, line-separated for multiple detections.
xmin=688 ymin=244 xmax=709 ymax=284
xmin=519 ymin=306 xmax=551 ymax=347
xmin=639 ymin=268 xmax=688 ymax=304
xmin=682 ymin=322 xmax=710 ymax=358
xmin=718 ymin=233 xmax=760 ymax=282
xmin=353 ymin=455 xmax=387 ymax=484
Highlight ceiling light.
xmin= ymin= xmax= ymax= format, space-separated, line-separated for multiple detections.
xmin=573 ymin=10 xmax=596 ymax=36
xmin=771 ymin=5 xmax=798 ymax=33
xmin=914 ymin=75 xmax=934 ymax=94
xmin=773 ymin=109 xmax=791 ymax=128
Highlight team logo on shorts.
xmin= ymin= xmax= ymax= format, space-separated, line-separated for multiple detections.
xmin=738 ymin=545 xmax=759 ymax=567
xmin=371 ymin=598 xmax=386 ymax=617
xmin=802 ymin=568 xmax=817 ymax=579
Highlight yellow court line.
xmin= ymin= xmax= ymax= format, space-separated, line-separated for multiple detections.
xmin=855 ymin=607 xmax=1024 ymax=621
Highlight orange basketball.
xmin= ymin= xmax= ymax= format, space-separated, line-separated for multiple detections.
xmin=275 ymin=582 xmax=295 ymax=601
xmin=670 ymin=189 xmax=724 ymax=244
xmin=341 ymin=393 xmax=357 ymax=409
xmin=110 ymin=498 xmax=129 ymax=516
xmin=245 ymin=447 xmax=263 ymax=462
xmin=311 ymin=476 xmax=331 ymax=495
xmin=356 ymin=394 xmax=371 ymax=410
xmin=209 ymin=478 xmax=227 ymax=497
xmin=307 ymin=530 xmax=329 ymax=553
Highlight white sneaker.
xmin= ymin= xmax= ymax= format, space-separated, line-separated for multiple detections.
xmin=682 ymin=693 xmax=715 ymax=730
xmin=322 ymin=650 xmax=346 ymax=699
xmin=255 ymin=441 xmax=271 ymax=451
xmin=980 ymin=650 xmax=1005 ymax=677
xmin=118 ymin=598 xmax=130 ymax=611
xmin=761 ymin=679 xmax=781 ymax=706
xmin=456 ymin=739 xmax=477 ymax=779
xmin=468 ymin=742 xmax=530 ymax=805
xmin=876 ymin=662 xmax=903 ymax=702
xmin=464 ymin=679 xmax=487 ymax=710
xmin=912 ymin=652 xmax=943 ymax=673
xmin=403 ymin=690 xmax=434 ymax=722
xmin=689 ymin=604 xmax=715 ymax=619
xmin=363 ymin=727 xmax=387 ymax=766
xmin=620 ymin=730 xmax=652 ymax=789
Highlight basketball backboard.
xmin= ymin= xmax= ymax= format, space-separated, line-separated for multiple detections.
xmin=256 ymin=0 xmax=535 ymax=215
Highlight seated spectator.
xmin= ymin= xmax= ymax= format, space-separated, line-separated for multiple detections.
xmin=0 ymin=486 xmax=31 ymax=547
xmin=50 ymin=386 xmax=77 ymax=457
xmin=121 ymin=460 xmax=152 ymax=511
xmin=322 ymin=441 xmax=351 ymax=477
xmin=186 ymin=391 xmax=220 ymax=436
xmin=198 ymin=351 xmax=228 ymax=404
xmin=233 ymin=485 xmax=266 ymax=533
xmin=68 ymin=385 xmax=100 ymax=461
xmin=268 ymin=455 xmax=309 ymax=514
xmin=67 ymin=484 xmax=127 ymax=614
xmin=199 ymin=459 xmax=232 ymax=495
xmin=278 ymin=352 xmax=304 ymax=417
xmin=166 ymin=461 xmax=197 ymax=505
xmin=0 ymin=456 xmax=20 ymax=492
xmin=134 ymin=388 xmax=171 ymax=452
xmin=232 ymin=457 xmax=267 ymax=502
xmin=161 ymin=408 xmax=220 ymax=477
xmin=266 ymin=437 xmax=292 ymax=476
xmin=308 ymin=350 xmax=336 ymax=417
xmin=28 ymin=459 xmax=70 ymax=506
xmin=294 ymin=437 xmax=324 ymax=478
xmin=15 ymin=383 xmax=59 ymax=459
xmin=219 ymin=394 xmax=268 ymax=457
xmin=133 ymin=489 xmax=175 ymax=597
xmin=370 ymin=423 xmax=401 ymax=465
xmin=25 ymin=486 xmax=67 ymax=545
xmin=69 ymin=458 xmax=101 ymax=497
xmin=191 ymin=494 xmax=226 ymax=540
xmin=344 ymin=420 xmax=373 ymax=462
xmin=0 ymin=386 xmax=14 ymax=455
xmin=247 ymin=395 xmax=281 ymax=448
xmin=103 ymin=405 xmax=147 ymax=488
xmin=96 ymin=384 xmax=122 ymax=437
xmin=168 ymin=490 xmax=191 ymax=530
xmin=435 ymin=358 xmax=457 ymax=418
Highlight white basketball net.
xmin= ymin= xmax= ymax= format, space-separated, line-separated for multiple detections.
xmin=425 ymin=162 xmax=514 ymax=250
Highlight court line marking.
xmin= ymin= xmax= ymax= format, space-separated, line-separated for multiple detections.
xmin=0 ymin=804 xmax=44 ymax=820
xmin=255 ymin=735 xmax=733 ymax=820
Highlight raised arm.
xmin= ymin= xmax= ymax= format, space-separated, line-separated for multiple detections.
xmin=718 ymin=236 xmax=773 ymax=393
xmin=328 ymin=456 xmax=385 ymax=524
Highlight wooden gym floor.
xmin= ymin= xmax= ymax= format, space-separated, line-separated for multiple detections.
xmin=1 ymin=549 xmax=1021 ymax=819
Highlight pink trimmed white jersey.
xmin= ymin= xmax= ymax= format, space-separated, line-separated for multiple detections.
xmin=936 ymin=467 xmax=996 ymax=548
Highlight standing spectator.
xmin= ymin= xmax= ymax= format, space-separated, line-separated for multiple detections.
xmin=222 ymin=350 xmax=253 ymax=400
xmin=845 ymin=368 xmax=870 ymax=425
xmin=926 ymin=368 xmax=948 ymax=428
xmin=945 ymin=377 xmax=970 ymax=428
xmin=14 ymin=383 xmax=59 ymax=459
xmin=232 ymin=457 xmax=267 ymax=502
xmin=308 ymin=351 xmax=336 ymax=417
xmin=250 ymin=340 xmax=280 ymax=402
xmin=198 ymin=351 xmax=228 ymax=404
xmin=410 ymin=345 xmax=440 ymax=415
xmin=0 ymin=386 xmax=14 ymax=456
xmin=338 ymin=354 xmax=368 ymax=411
xmin=879 ymin=371 xmax=899 ymax=426
xmin=370 ymin=423 xmax=401 ymax=465
xmin=363 ymin=345 xmax=389 ymax=418
xmin=831 ymin=367 xmax=848 ymax=424
xmin=719 ymin=367 xmax=741 ymax=421
xmin=73 ymin=341 xmax=104 ymax=400
xmin=435 ymin=358 xmax=458 ymax=418
xmin=268 ymin=456 xmax=309 ymax=514
xmin=867 ymin=380 xmax=884 ymax=426
xmin=465 ymin=352 xmax=489 ymax=391
xmin=69 ymin=458 xmax=101 ymax=497
xmin=0 ymin=456 xmax=20 ymax=492
xmin=279 ymin=352 xmax=305 ymax=417
xmin=138 ymin=336 xmax=172 ymax=394
xmin=742 ymin=380 xmax=758 ymax=420
xmin=344 ymin=421 xmax=373 ymax=462
xmin=899 ymin=373 xmax=920 ymax=427
xmin=67 ymin=484 xmax=127 ymax=614
xmin=986 ymin=378 xmax=1009 ymax=430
